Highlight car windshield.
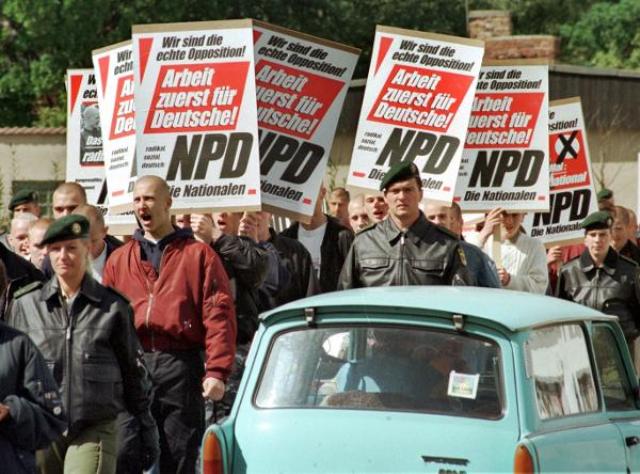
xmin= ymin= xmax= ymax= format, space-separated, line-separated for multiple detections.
xmin=255 ymin=325 xmax=503 ymax=419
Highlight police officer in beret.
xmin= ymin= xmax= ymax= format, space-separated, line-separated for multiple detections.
xmin=338 ymin=162 xmax=470 ymax=289
xmin=9 ymin=190 xmax=41 ymax=217
xmin=557 ymin=211 xmax=640 ymax=347
xmin=4 ymin=215 xmax=159 ymax=473
xmin=597 ymin=188 xmax=615 ymax=212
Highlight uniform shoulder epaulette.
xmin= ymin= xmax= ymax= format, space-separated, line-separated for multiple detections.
xmin=357 ymin=222 xmax=379 ymax=235
xmin=105 ymin=286 xmax=131 ymax=305
xmin=564 ymin=254 xmax=581 ymax=265
xmin=13 ymin=281 xmax=43 ymax=299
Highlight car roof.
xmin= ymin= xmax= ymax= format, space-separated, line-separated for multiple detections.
xmin=262 ymin=286 xmax=616 ymax=332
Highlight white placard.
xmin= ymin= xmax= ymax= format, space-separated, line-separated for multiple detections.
xmin=254 ymin=21 xmax=359 ymax=223
xmin=347 ymin=26 xmax=484 ymax=204
xmin=455 ymin=62 xmax=550 ymax=212
xmin=93 ymin=41 xmax=137 ymax=213
xmin=132 ymin=20 xmax=262 ymax=213
xmin=66 ymin=69 xmax=106 ymax=207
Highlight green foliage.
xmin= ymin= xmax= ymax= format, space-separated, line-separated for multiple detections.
xmin=1 ymin=0 xmax=639 ymax=127
xmin=560 ymin=0 xmax=640 ymax=70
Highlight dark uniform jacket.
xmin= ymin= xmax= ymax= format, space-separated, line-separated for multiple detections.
xmin=558 ymin=248 xmax=640 ymax=341
xmin=0 ymin=322 xmax=66 ymax=474
xmin=338 ymin=213 xmax=471 ymax=289
xmin=0 ymin=243 xmax=44 ymax=311
xmin=281 ymin=215 xmax=354 ymax=293
xmin=5 ymin=275 xmax=153 ymax=434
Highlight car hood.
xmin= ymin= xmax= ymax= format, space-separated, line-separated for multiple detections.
xmin=230 ymin=408 xmax=518 ymax=473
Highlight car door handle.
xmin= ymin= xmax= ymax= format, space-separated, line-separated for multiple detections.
xmin=626 ymin=436 xmax=640 ymax=447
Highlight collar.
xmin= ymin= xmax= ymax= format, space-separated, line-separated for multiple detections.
xmin=41 ymin=274 xmax=104 ymax=304
xmin=580 ymin=247 xmax=618 ymax=275
xmin=381 ymin=213 xmax=430 ymax=245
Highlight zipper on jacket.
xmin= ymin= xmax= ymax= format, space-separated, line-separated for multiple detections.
xmin=400 ymin=233 xmax=406 ymax=286
xmin=62 ymin=297 xmax=73 ymax=424
xmin=144 ymin=246 xmax=169 ymax=352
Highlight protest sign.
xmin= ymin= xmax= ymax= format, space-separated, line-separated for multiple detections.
xmin=454 ymin=61 xmax=549 ymax=212
xmin=523 ymin=97 xmax=597 ymax=246
xmin=132 ymin=20 xmax=261 ymax=213
xmin=346 ymin=26 xmax=484 ymax=204
xmin=254 ymin=21 xmax=359 ymax=222
xmin=92 ymin=40 xmax=137 ymax=213
xmin=66 ymin=69 xmax=106 ymax=206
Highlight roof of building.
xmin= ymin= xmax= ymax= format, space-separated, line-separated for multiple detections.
xmin=0 ymin=127 xmax=65 ymax=136
xmin=262 ymin=286 xmax=614 ymax=332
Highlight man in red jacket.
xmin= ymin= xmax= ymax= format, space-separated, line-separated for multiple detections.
xmin=103 ymin=175 xmax=236 ymax=474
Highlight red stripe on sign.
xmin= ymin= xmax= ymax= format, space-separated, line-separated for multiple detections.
xmin=112 ymin=190 xmax=124 ymax=197
xmin=248 ymin=189 xmax=256 ymax=195
xmin=443 ymin=186 xmax=451 ymax=192
xmin=375 ymin=36 xmax=393 ymax=76
xmin=538 ymin=195 xmax=546 ymax=200
xmin=352 ymin=171 xmax=365 ymax=178
xmin=97 ymin=55 xmax=110 ymax=97
xmin=69 ymin=74 xmax=84 ymax=114
xmin=253 ymin=30 xmax=262 ymax=44
xmin=303 ymin=198 xmax=312 ymax=205
xmin=138 ymin=37 xmax=154 ymax=82
xmin=453 ymin=197 xmax=461 ymax=202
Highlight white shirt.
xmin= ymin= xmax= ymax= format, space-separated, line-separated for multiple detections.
xmin=91 ymin=244 xmax=108 ymax=283
xmin=298 ymin=222 xmax=327 ymax=279
xmin=467 ymin=231 xmax=548 ymax=294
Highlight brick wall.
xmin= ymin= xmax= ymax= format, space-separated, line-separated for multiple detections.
xmin=469 ymin=10 xmax=559 ymax=61
xmin=468 ymin=10 xmax=512 ymax=40
xmin=484 ymin=35 xmax=560 ymax=61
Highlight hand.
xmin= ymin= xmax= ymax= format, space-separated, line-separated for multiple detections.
xmin=497 ymin=268 xmax=511 ymax=287
xmin=139 ymin=412 xmax=160 ymax=470
xmin=0 ymin=403 xmax=10 ymax=423
xmin=238 ymin=213 xmax=258 ymax=242
xmin=202 ymin=377 xmax=225 ymax=401
xmin=479 ymin=208 xmax=503 ymax=245
xmin=190 ymin=213 xmax=214 ymax=244
xmin=547 ymin=246 xmax=563 ymax=266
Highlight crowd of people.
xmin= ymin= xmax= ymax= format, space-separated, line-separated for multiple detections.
xmin=1 ymin=163 xmax=639 ymax=474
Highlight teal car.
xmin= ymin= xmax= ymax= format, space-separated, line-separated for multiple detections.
xmin=202 ymin=287 xmax=640 ymax=473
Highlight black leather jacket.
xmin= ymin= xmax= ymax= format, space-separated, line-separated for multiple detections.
xmin=0 ymin=322 xmax=66 ymax=473
xmin=558 ymin=248 xmax=640 ymax=341
xmin=338 ymin=213 xmax=471 ymax=289
xmin=281 ymin=215 xmax=354 ymax=293
xmin=5 ymin=275 xmax=153 ymax=433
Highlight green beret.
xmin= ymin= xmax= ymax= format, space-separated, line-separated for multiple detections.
xmin=379 ymin=161 xmax=421 ymax=191
xmin=9 ymin=190 xmax=38 ymax=211
xmin=597 ymin=188 xmax=613 ymax=200
xmin=580 ymin=211 xmax=613 ymax=231
xmin=41 ymin=215 xmax=89 ymax=246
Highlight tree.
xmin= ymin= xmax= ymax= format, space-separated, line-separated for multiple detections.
xmin=560 ymin=0 xmax=640 ymax=70
xmin=0 ymin=0 xmax=467 ymax=127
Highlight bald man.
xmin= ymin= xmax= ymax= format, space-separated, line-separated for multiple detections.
xmin=8 ymin=213 xmax=37 ymax=259
xmin=52 ymin=182 xmax=87 ymax=218
xmin=103 ymin=175 xmax=236 ymax=473
xmin=28 ymin=218 xmax=52 ymax=271
xmin=348 ymin=195 xmax=371 ymax=233
xmin=424 ymin=202 xmax=500 ymax=288
xmin=72 ymin=204 xmax=122 ymax=281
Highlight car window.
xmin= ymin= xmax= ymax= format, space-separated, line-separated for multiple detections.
xmin=255 ymin=326 xmax=503 ymax=419
xmin=592 ymin=324 xmax=636 ymax=411
xmin=527 ymin=324 xmax=598 ymax=420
